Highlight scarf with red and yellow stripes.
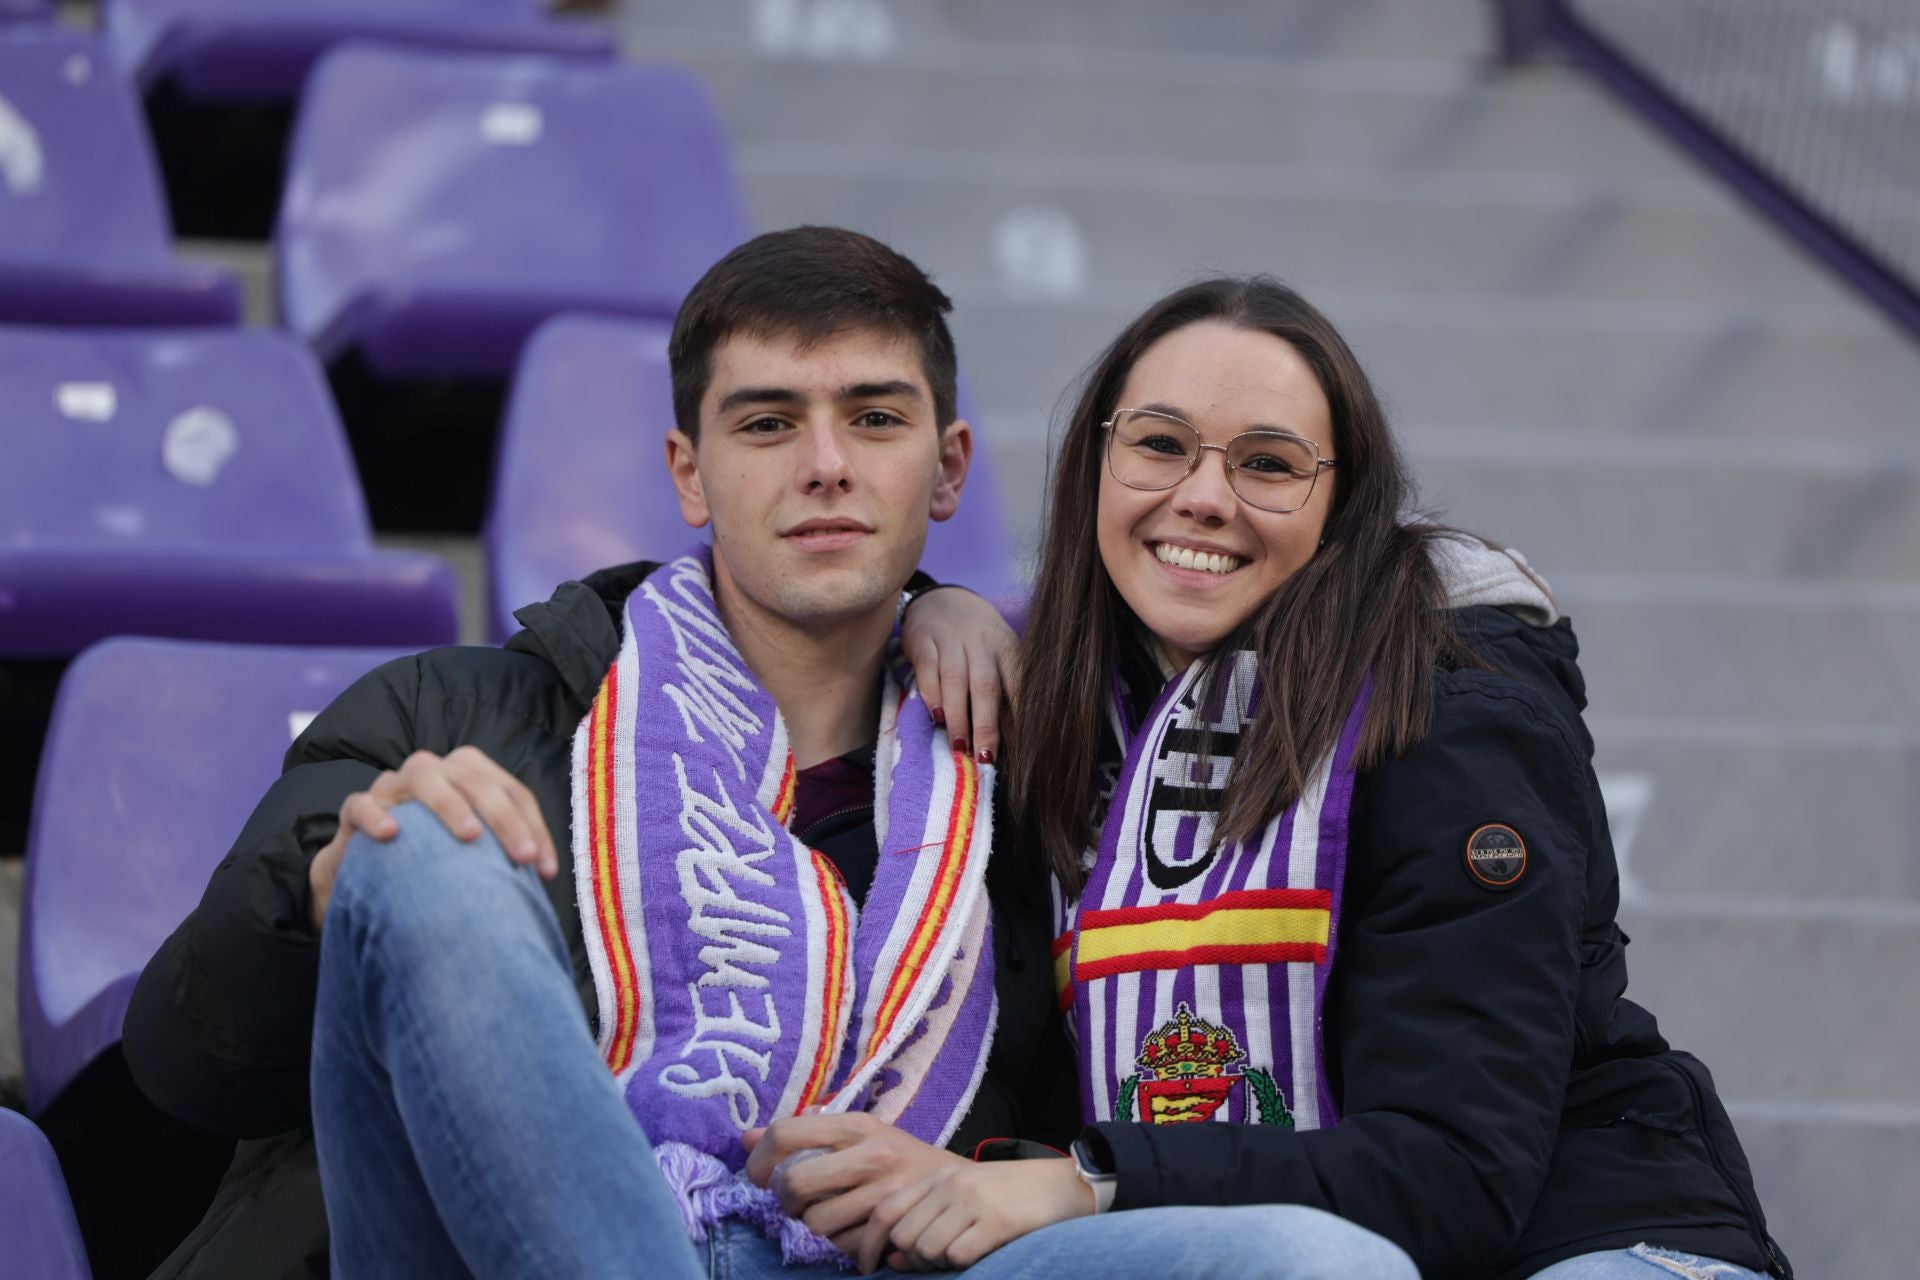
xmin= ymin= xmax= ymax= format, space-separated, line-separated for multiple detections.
xmin=1053 ymin=652 xmax=1368 ymax=1133
xmin=571 ymin=551 xmax=996 ymax=1259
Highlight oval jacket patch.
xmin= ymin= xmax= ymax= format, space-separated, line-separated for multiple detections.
xmin=1465 ymin=823 xmax=1528 ymax=890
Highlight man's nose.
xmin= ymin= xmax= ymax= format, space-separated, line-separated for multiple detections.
xmin=799 ymin=421 xmax=854 ymax=493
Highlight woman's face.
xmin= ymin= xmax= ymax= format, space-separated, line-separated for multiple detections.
xmin=1096 ymin=321 xmax=1337 ymax=670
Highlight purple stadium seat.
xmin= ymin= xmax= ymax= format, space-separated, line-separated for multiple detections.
xmin=0 ymin=1110 xmax=91 ymax=1278
xmin=482 ymin=315 xmax=1024 ymax=642
xmin=18 ymin=638 xmax=411 ymax=1114
xmin=277 ymin=45 xmax=749 ymax=380
xmin=0 ymin=27 xmax=240 ymax=326
xmin=0 ymin=327 xmax=460 ymax=658
xmin=105 ymin=0 xmax=613 ymax=99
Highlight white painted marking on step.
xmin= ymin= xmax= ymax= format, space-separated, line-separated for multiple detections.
xmin=1596 ymin=772 xmax=1653 ymax=902
xmin=1814 ymin=19 xmax=1920 ymax=106
xmin=55 ymin=383 xmax=117 ymax=422
xmin=0 ymin=92 xmax=46 ymax=195
xmin=289 ymin=711 xmax=319 ymax=742
xmin=163 ymin=406 xmax=240 ymax=487
xmin=990 ymin=205 xmax=1086 ymax=301
xmin=94 ymin=505 xmax=144 ymax=536
xmin=753 ymin=0 xmax=895 ymax=61
xmin=480 ymin=103 xmax=544 ymax=146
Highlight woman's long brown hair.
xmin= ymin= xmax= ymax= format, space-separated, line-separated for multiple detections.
xmin=1007 ymin=277 xmax=1465 ymax=896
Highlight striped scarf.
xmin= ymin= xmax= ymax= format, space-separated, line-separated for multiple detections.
xmin=1053 ymin=651 xmax=1368 ymax=1132
xmin=571 ymin=551 xmax=997 ymax=1261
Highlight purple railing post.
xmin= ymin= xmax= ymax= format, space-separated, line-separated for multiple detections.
xmin=1490 ymin=0 xmax=1920 ymax=350
xmin=1493 ymin=0 xmax=1552 ymax=66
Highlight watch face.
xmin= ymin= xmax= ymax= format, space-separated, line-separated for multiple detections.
xmin=1072 ymin=1139 xmax=1114 ymax=1179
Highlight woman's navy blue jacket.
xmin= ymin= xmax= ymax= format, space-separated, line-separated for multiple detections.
xmin=1079 ymin=606 xmax=1792 ymax=1280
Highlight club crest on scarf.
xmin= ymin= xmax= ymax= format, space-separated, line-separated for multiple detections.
xmin=570 ymin=550 xmax=998 ymax=1263
xmin=1115 ymin=1004 xmax=1295 ymax=1127
xmin=1055 ymin=650 xmax=1370 ymax=1136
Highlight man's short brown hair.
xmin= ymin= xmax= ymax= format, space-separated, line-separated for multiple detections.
xmin=668 ymin=226 xmax=959 ymax=439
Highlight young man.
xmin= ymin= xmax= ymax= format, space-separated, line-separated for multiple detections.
xmin=123 ymin=227 xmax=1074 ymax=1278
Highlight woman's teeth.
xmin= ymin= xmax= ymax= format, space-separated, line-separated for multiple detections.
xmin=1153 ymin=543 xmax=1242 ymax=575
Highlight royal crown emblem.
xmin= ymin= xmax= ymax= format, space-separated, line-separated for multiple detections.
xmin=1117 ymin=1003 xmax=1293 ymax=1126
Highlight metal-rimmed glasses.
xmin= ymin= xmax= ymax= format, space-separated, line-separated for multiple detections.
xmin=1101 ymin=407 xmax=1336 ymax=514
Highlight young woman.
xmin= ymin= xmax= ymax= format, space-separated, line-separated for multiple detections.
xmin=878 ymin=276 xmax=1792 ymax=1280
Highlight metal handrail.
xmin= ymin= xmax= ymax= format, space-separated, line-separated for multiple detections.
xmin=1497 ymin=0 xmax=1920 ymax=347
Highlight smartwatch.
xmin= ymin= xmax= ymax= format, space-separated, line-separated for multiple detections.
xmin=1070 ymin=1137 xmax=1118 ymax=1214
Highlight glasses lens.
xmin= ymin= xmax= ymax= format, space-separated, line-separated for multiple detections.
xmin=1108 ymin=411 xmax=1199 ymax=491
xmin=1227 ymin=432 xmax=1320 ymax=512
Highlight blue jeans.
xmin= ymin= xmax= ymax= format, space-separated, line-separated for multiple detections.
xmin=702 ymin=1209 xmax=1416 ymax=1279
xmin=1528 ymin=1246 xmax=1768 ymax=1279
xmin=313 ymin=805 xmax=1418 ymax=1279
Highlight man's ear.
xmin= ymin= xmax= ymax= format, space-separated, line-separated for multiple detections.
xmin=930 ymin=418 xmax=973 ymax=523
xmin=665 ymin=428 xmax=712 ymax=529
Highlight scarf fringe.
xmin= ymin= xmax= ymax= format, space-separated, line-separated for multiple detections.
xmin=654 ymin=1142 xmax=851 ymax=1269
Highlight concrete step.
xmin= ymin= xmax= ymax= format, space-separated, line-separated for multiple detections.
xmin=1729 ymin=1108 xmax=1920 ymax=1280
xmin=735 ymin=155 xmax=1866 ymax=314
xmin=1619 ymin=905 xmax=1920 ymax=1108
xmin=1556 ymin=576 xmax=1920 ymax=725
xmin=618 ymin=0 xmax=1495 ymax=66
xmin=949 ymin=292 xmax=1920 ymax=455
xmin=656 ymin=48 xmax=1703 ymax=189
xmin=1592 ymin=725 xmax=1920 ymax=906
xmin=979 ymin=415 xmax=1920 ymax=583
xmin=1406 ymin=431 xmax=1920 ymax=584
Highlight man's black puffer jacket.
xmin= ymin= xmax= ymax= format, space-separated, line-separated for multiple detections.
xmin=123 ymin=561 xmax=1076 ymax=1279
xmin=1081 ymin=607 xmax=1791 ymax=1280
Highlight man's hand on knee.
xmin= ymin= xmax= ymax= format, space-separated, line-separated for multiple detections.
xmin=307 ymin=747 xmax=559 ymax=931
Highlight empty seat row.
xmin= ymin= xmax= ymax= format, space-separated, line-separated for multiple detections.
xmin=2 ymin=24 xmax=749 ymax=386
xmin=0 ymin=1108 xmax=90 ymax=1280
xmin=19 ymin=638 xmax=407 ymax=1115
xmin=279 ymin=43 xmax=745 ymax=381
xmin=0 ymin=27 xmax=241 ymax=325
xmin=0 ymin=326 xmax=460 ymax=657
xmin=3 ymin=317 xmax=1025 ymax=658
xmin=105 ymin=0 xmax=613 ymax=100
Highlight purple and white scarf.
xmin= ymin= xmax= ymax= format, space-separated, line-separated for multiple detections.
xmin=1053 ymin=651 xmax=1368 ymax=1133
xmin=571 ymin=551 xmax=997 ymax=1261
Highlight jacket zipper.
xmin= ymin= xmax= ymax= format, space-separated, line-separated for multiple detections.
xmin=1660 ymin=1058 xmax=1792 ymax=1278
xmin=795 ymin=804 xmax=872 ymax=846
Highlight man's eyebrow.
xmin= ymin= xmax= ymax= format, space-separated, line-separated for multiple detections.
xmin=715 ymin=386 xmax=805 ymax=415
xmin=839 ymin=380 xmax=925 ymax=404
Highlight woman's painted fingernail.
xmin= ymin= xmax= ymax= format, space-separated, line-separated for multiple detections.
xmin=952 ymin=736 xmax=968 ymax=756
xmin=977 ymin=747 xmax=994 ymax=765
xmin=931 ymin=706 xmax=946 ymax=726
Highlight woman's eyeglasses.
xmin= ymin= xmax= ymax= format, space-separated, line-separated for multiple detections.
xmin=1101 ymin=408 xmax=1335 ymax=514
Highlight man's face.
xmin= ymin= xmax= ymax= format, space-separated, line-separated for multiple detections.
xmin=666 ymin=326 xmax=972 ymax=629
